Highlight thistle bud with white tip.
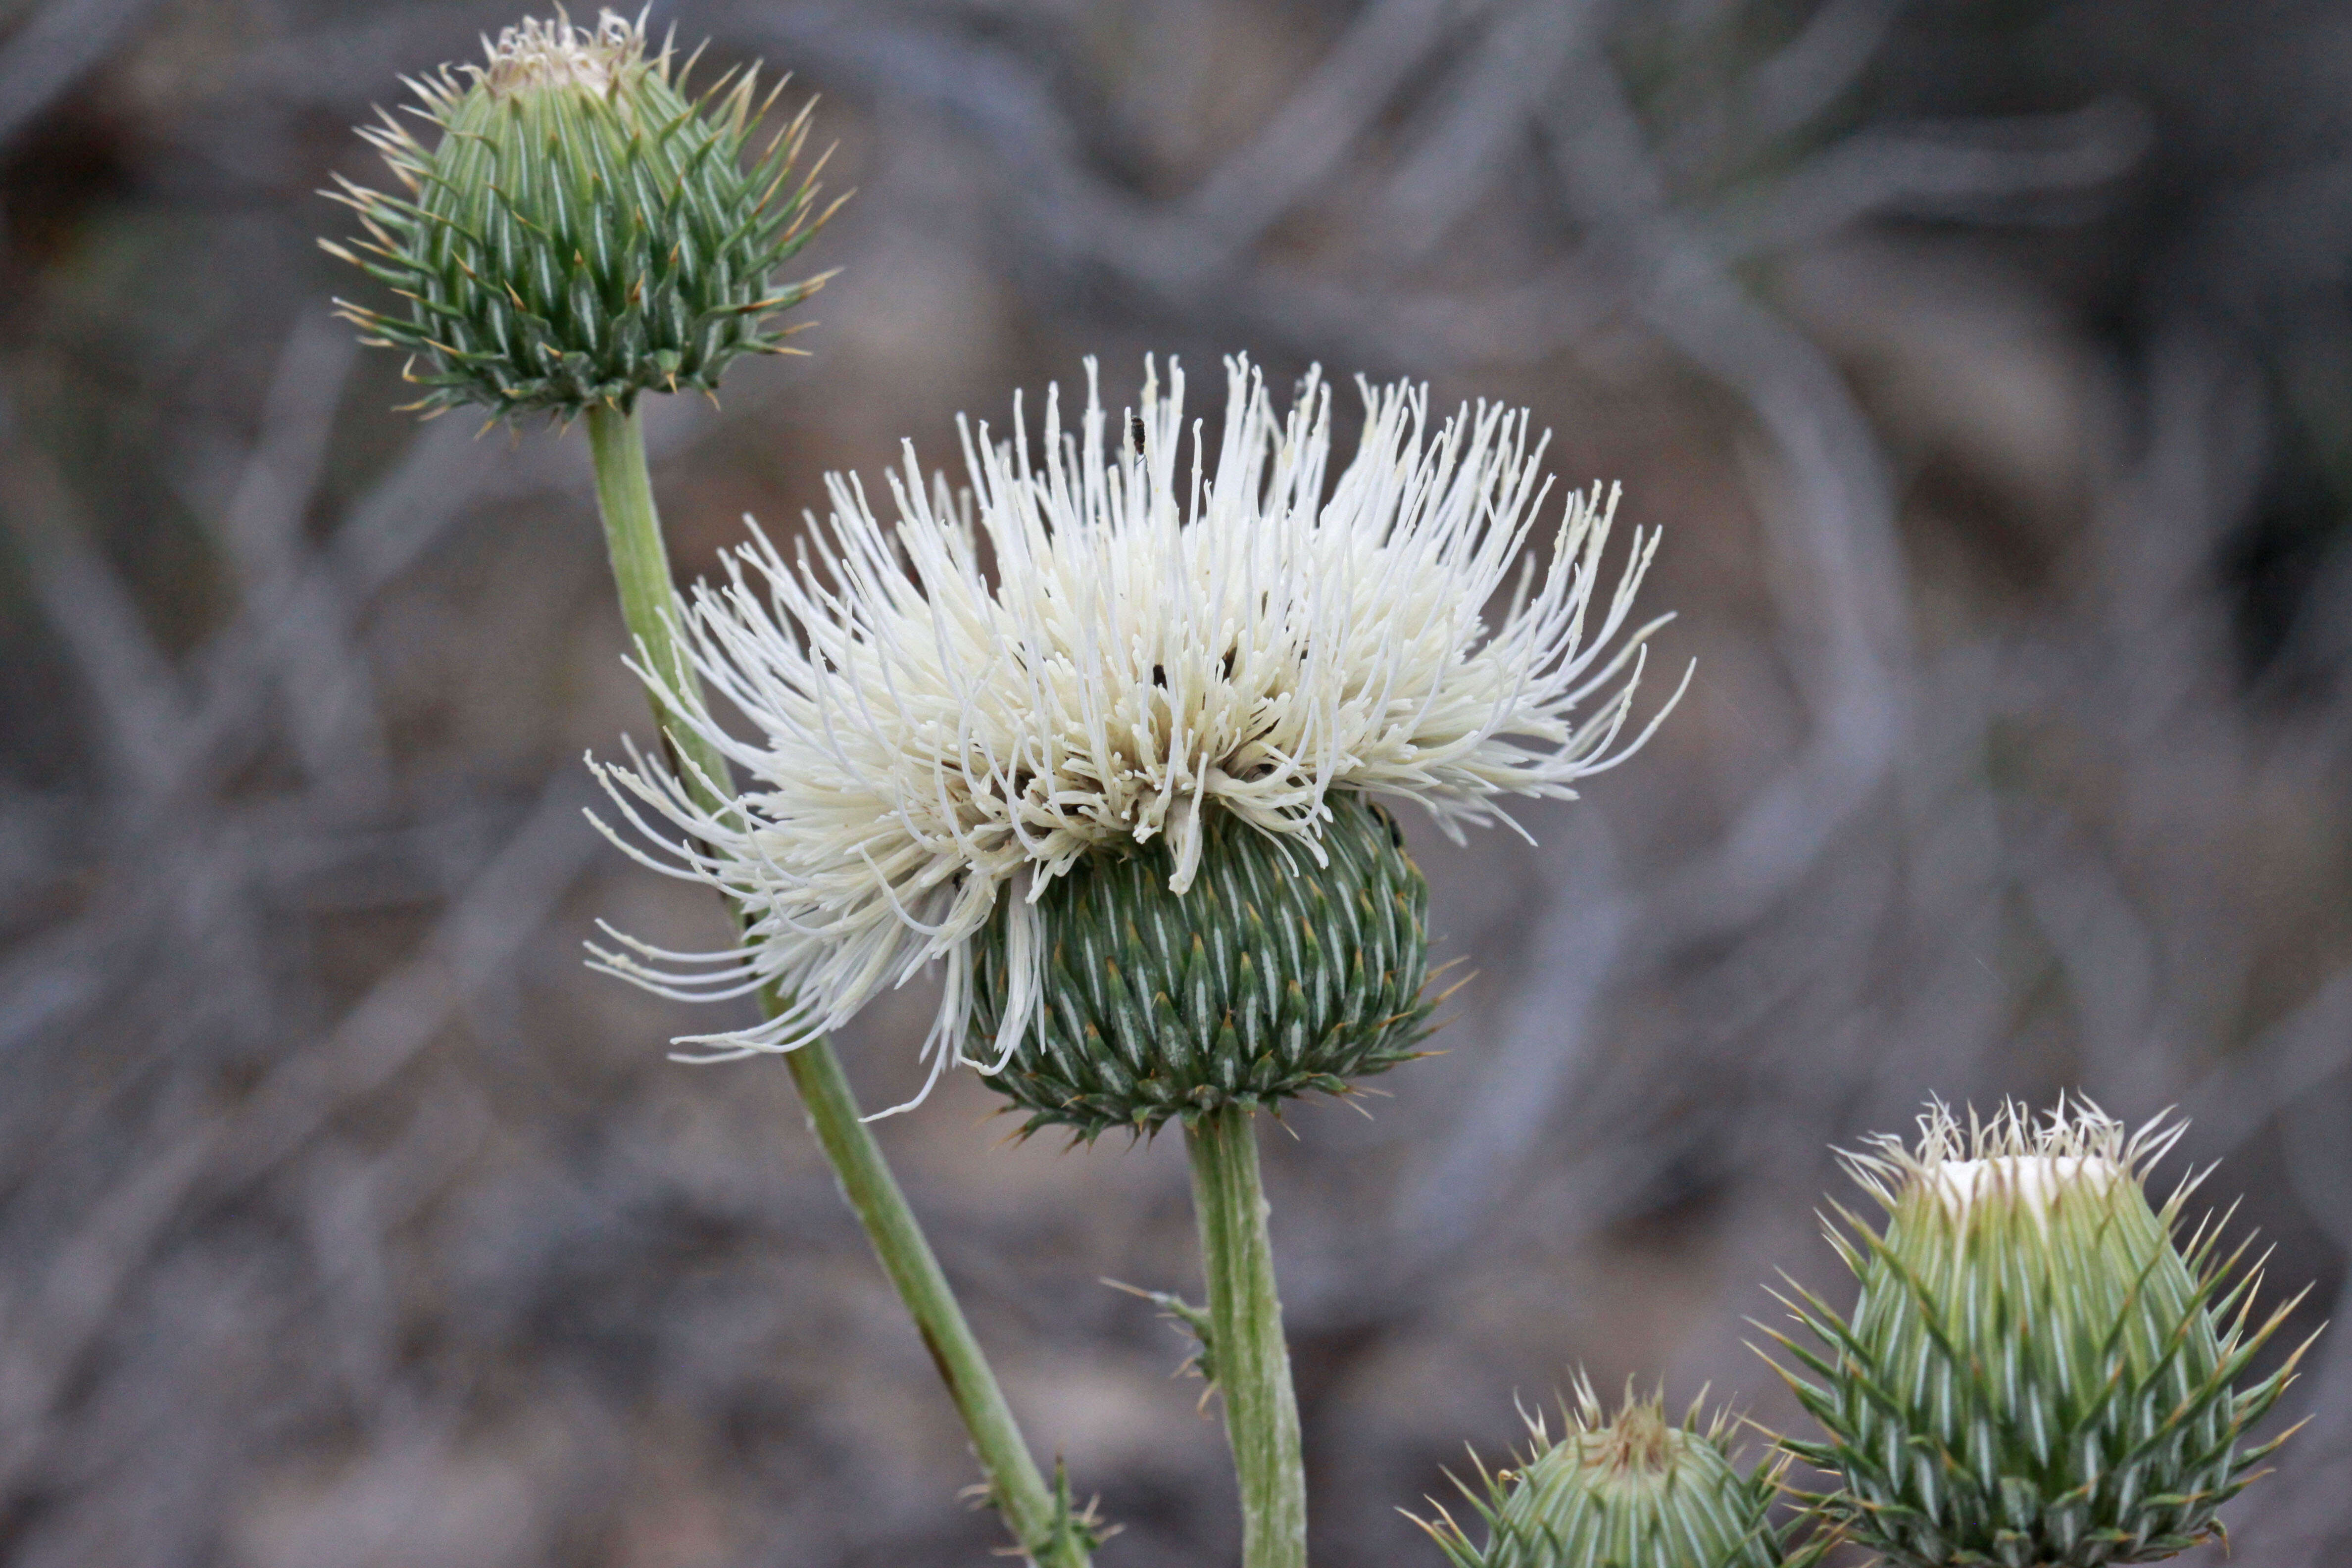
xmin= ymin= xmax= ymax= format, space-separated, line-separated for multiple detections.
xmin=323 ymin=9 xmax=834 ymax=419
xmin=1766 ymin=1098 xmax=2312 ymax=1568
xmin=1418 ymin=1383 xmax=1827 ymax=1568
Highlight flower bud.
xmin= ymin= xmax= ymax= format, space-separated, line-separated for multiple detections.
xmin=323 ymin=10 xmax=833 ymax=419
xmin=1421 ymin=1384 xmax=1822 ymax=1568
xmin=968 ymin=791 xmax=1434 ymax=1137
xmin=1769 ymin=1098 xmax=2310 ymax=1568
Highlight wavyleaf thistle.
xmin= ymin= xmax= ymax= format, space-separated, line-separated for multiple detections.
xmin=586 ymin=356 xmax=1682 ymax=1111
xmin=1416 ymin=1383 xmax=1830 ymax=1568
xmin=1764 ymin=1097 xmax=2314 ymax=1568
xmin=322 ymin=9 xmax=837 ymax=419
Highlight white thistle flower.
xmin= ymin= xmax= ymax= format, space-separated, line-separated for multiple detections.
xmin=588 ymin=356 xmax=1686 ymax=1112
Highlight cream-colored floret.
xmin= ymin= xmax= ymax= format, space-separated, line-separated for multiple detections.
xmin=1928 ymin=1155 xmax=2120 ymax=1222
xmin=1842 ymin=1094 xmax=2189 ymax=1229
xmin=480 ymin=10 xmax=642 ymax=97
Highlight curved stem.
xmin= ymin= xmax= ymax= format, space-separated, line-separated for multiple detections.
xmin=1186 ymin=1105 xmax=1309 ymax=1568
xmin=584 ymin=403 xmax=1092 ymax=1568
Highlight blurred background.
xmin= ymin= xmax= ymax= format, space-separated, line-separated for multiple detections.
xmin=2 ymin=0 xmax=2348 ymax=1564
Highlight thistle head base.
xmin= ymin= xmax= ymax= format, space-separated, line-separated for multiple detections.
xmin=970 ymin=791 xmax=1434 ymax=1139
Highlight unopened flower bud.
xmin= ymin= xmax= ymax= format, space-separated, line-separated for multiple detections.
xmin=1769 ymin=1098 xmax=2311 ymax=1568
xmin=969 ymin=791 xmax=1434 ymax=1137
xmin=323 ymin=10 xmax=834 ymax=419
xmin=1420 ymin=1383 xmax=1822 ymax=1568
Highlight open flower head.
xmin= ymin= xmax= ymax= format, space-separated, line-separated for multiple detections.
xmin=588 ymin=356 xmax=1684 ymax=1117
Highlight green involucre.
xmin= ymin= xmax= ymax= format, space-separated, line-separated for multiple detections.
xmin=324 ymin=13 xmax=834 ymax=419
xmin=970 ymin=791 xmax=1434 ymax=1137
xmin=1421 ymin=1391 xmax=1823 ymax=1568
xmin=1768 ymin=1118 xmax=2309 ymax=1568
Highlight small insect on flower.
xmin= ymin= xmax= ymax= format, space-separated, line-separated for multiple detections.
xmin=587 ymin=356 xmax=1685 ymax=1123
xmin=1763 ymin=1096 xmax=2316 ymax=1568
xmin=321 ymin=8 xmax=838 ymax=420
xmin=1413 ymin=1381 xmax=1829 ymax=1568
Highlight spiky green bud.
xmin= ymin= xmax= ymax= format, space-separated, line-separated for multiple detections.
xmin=1767 ymin=1098 xmax=2311 ymax=1568
xmin=323 ymin=10 xmax=835 ymax=420
xmin=969 ymin=791 xmax=1434 ymax=1138
xmin=1419 ymin=1384 xmax=1826 ymax=1568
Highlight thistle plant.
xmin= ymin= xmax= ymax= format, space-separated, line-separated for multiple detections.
xmin=1765 ymin=1099 xmax=2313 ymax=1568
xmin=311 ymin=22 xmax=2321 ymax=1568
xmin=322 ymin=10 xmax=834 ymax=420
xmin=590 ymin=354 xmax=1685 ymax=1567
xmin=1418 ymin=1384 xmax=1830 ymax=1568
xmin=324 ymin=15 xmax=1096 ymax=1568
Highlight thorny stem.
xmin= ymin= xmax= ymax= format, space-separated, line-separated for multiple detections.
xmin=1186 ymin=1105 xmax=1309 ymax=1568
xmin=584 ymin=404 xmax=1093 ymax=1568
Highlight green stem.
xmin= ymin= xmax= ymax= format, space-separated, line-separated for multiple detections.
xmin=584 ymin=404 xmax=1091 ymax=1568
xmin=1186 ymin=1106 xmax=1309 ymax=1568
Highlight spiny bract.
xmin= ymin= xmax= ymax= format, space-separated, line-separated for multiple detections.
xmin=969 ymin=790 xmax=1433 ymax=1137
xmin=1764 ymin=1097 xmax=2311 ymax=1568
xmin=323 ymin=9 xmax=835 ymax=419
xmin=1418 ymin=1384 xmax=1827 ymax=1568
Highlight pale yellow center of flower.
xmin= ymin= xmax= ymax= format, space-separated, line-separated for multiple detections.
xmin=1929 ymin=1154 xmax=2117 ymax=1224
xmin=1583 ymin=1402 xmax=1677 ymax=1478
xmin=482 ymin=12 xmax=640 ymax=97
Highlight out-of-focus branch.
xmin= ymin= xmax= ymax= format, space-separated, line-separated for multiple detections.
xmin=1715 ymin=98 xmax=2154 ymax=257
xmin=1737 ymin=0 xmax=1903 ymax=140
xmin=1387 ymin=816 xmax=1627 ymax=1272
xmin=2178 ymin=962 xmax=2352 ymax=1157
xmin=0 ymin=0 xmax=169 ymax=150
xmin=1174 ymin=0 xmax=1453 ymax=264
xmin=1379 ymin=0 xmax=1597 ymax=260
xmin=1542 ymin=32 xmax=1911 ymax=941
xmin=0 ymin=771 xmax=596 ymax=1496
xmin=0 ymin=395 xmax=189 ymax=792
xmin=203 ymin=317 xmax=387 ymax=806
